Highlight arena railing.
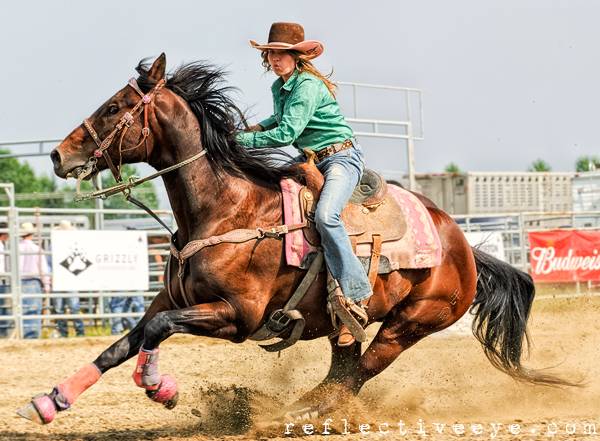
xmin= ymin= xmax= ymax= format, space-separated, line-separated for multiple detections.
xmin=0 ymin=198 xmax=174 ymax=339
xmin=338 ymin=82 xmax=424 ymax=191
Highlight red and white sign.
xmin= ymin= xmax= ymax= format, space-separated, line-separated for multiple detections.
xmin=529 ymin=230 xmax=600 ymax=282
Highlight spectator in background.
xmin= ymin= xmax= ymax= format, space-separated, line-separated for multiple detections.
xmin=19 ymin=222 xmax=49 ymax=339
xmin=109 ymin=294 xmax=145 ymax=335
xmin=0 ymin=222 xmax=11 ymax=337
xmin=51 ymin=220 xmax=85 ymax=337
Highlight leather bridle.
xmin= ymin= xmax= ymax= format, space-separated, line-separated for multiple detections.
xmin=76 ymin=76 xmax=206 ymax=234
xmin=81 ymin=77 xmax=166 ymax=183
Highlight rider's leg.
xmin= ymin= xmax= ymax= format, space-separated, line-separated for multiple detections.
xmin=314 ymin=147 xmax=372 ymax=346
xmin=314 ymin=149 xmax=372 ymax=304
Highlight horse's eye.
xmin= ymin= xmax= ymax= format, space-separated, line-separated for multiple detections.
xmin=108 ymin=104 xmax=119 ymax=115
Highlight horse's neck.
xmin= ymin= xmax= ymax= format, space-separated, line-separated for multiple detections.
xmin=148 ymin=103 xmax=215 ymax=242
xmin=157 ymin=146 xmax=279 ymax=245
xmin=148 ymin=96 xmax=280 ymax=244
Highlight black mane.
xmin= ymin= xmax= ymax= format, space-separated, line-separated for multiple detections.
xmin=136 ymin=58 xmax=294 ymax=187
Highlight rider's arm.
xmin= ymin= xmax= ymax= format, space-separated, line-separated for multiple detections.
xmin=236 ymin=78 xmax=321 ymax=148
xmin=257 ymin=115 xmax=277 ymax=131
xmin=243 ymin=116 xmax=276 ymax=133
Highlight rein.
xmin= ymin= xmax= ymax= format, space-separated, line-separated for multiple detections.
xmin=73 ymin=150 xmax=206 ymax=202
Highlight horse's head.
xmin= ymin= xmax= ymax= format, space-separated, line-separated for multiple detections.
xmin=51 ymin=54 xmax=167 ymax=181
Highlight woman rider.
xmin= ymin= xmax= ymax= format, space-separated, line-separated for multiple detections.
xmin=236 ymin=22 xmax=371 ymax=347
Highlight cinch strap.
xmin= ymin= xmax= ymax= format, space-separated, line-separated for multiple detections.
xmin=167 ymin=223 xmax=306 ymax=309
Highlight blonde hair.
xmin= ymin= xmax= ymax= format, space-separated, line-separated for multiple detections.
xmin=260 ymin=50 xmax=337 ymax=98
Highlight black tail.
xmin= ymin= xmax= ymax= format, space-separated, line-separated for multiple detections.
xmin=471 ymin=247 xmax=579 ymax=387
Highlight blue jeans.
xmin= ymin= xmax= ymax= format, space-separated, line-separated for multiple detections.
xmin=0 ymin=284 xmax=12 ymax=337
xmin=21 ymin=279 xmax=43 ymax=339
xmin=110 ymin=295 xmax=145 ymax=334
xmin=313 ymin=142 xmax=372 ymax=302
xmin=52 ymin=294 xmax=85 ymax=337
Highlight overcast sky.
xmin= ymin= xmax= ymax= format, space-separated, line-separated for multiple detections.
xmin=1 ymin=1 xmax=598 ymax=205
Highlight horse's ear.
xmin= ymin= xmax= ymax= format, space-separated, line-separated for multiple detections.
xmin=148 ymin=53 xmax=166 ymax=81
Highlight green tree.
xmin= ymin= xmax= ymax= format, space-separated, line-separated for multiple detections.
xmin=444 ymin=162 xmax=462 ymax=173
xmin=0 ymin=149 xmax=60 ymax=207
xmin=528 ymin=159 xmax=552 ymax=172
xmin=575 ymin=155 xmax=600 ymax=172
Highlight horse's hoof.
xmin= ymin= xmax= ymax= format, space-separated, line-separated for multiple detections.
xmin=146 ymin=374 xmax=178 ymax=409
xmin=162 ymin=391 xmax=179 ymax=410
xmin=283 ymin=406 xmax=320 ymax=422
xmin=16 ymin=394 xmax=56 ymax=425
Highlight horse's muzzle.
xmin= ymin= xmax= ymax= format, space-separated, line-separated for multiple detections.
xmin=50 ymin=148 xmax=70 ymax=179
xmin=50 ymin=148 xmax=61 ymax=169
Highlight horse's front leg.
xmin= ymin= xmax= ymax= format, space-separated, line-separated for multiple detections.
xmin=17 ymin=291 xmax=171 ymax=425
xmin=131 ymin=300 xmax=238 ymax=408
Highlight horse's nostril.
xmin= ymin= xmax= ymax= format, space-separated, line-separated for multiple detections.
xmin=50 ymin=149 xmax=61 ymax=166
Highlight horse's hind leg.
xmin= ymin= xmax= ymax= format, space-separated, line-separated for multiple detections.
xmin=287 ymin=304 xmax=440 ymax=420
xmin=287 ymin=337 xmax=362 ymax=415
xmin=352 ymin=313 xmax=426 ymax=393
xmin=351 ymin=289 xmax=472 ymax=394
xmin=325 ymin=337 xmax=362 ymax=383
xmin=17 ymin=291 xmax=171 ymax=424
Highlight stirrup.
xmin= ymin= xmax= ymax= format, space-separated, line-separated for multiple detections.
xmin=326 ymin=276 xmax=368 ymax=343
xmin=336 ymin=299 xmax=370 ymax=347
xmin=346 ymin=298 xmax=369 ymax=325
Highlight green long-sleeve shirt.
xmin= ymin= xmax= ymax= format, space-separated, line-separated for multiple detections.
xmin=236 ymin=69 xmax=354 ymax=152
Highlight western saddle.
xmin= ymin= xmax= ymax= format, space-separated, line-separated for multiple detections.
xmin=296 ymin=150 xmax=406 ymax=288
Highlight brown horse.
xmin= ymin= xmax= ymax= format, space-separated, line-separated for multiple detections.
xmin=19 ymin=54 xmax=573 ymax=425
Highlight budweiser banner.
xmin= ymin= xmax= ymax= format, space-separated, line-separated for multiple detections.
xmin=529 ymin=230 xmax=600 ymax=282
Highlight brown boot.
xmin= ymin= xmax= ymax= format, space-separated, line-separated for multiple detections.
xmin=337 ymin=298 xmax=369 ymax=347
xmin=337 ymin=324 xmax=356 ymax=347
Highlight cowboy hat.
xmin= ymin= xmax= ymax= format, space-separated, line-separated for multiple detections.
xmin=20 ymin=222 xmax=37 ymax=236
xmin=249 ymin=22 xmax=324 ymax=60
xmin=54 ymin=220 xmax=75 ymax=231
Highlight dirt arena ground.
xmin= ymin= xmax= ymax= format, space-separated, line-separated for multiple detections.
xmin=1 ymin=295 xmax=599 ymax=441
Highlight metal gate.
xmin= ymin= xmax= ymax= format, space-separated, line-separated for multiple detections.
xmin=0 ymin=184 xmax=174 ymax=339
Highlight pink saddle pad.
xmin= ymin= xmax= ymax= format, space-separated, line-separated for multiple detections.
xmin=280 ymin=179 xmax=442 ymax=270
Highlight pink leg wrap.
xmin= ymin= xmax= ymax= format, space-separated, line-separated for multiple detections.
xmin=56 ymin=363 xmax=102 ymax=407
xmin=32 ymin=394 xmax=57 ymax=424
xmin=132 ymin=348 xmax=179 ymax=409
xmin=132 ymin=348 xmax=161 ymax=390
xmin=147 ymin=375 xmax=178 ymax=408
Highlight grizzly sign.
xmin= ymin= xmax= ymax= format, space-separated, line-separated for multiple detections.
xmin=51 ymin=230 xmax=149 ymax=291
xmin=528 ymin=230 xmax=600 ymax=282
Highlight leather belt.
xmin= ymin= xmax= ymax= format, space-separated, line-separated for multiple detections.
xmin=311 ymin=138 xmax=354 ymax=163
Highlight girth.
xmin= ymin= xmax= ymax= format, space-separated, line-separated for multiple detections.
xmin=166 ymin=223 xmax=305 ymax=309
